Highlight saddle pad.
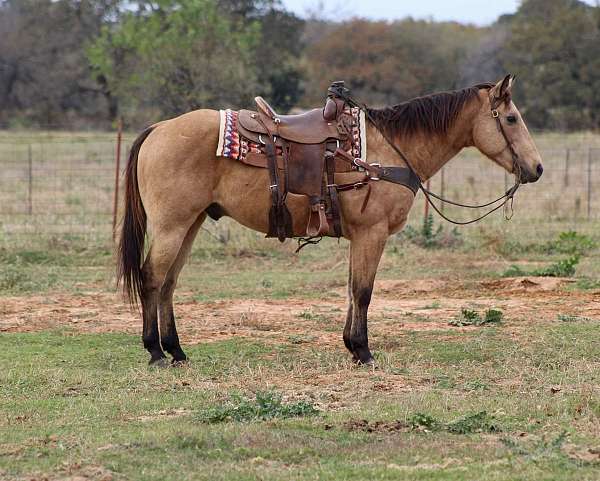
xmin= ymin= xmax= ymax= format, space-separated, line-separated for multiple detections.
xmin=216 ymin=107 xmax=367 ymax=163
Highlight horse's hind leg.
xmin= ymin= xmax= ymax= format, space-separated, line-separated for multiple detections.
xmin=141 ymin=222 xmax=196 ymax=366
xmin=158 ymin=213 xmax=206 ymax=364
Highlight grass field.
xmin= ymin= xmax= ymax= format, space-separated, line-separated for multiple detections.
xmin=1 ymin=131 xmax=600 ymax=480
xmin=2 ymin=226 xmax=600 ymax=480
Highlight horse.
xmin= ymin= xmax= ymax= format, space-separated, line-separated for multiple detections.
xmin=117 ymin=75 xmax=543 ymax=366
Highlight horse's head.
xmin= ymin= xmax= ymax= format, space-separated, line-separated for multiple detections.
xmin=472 ymin=75 xmax=543 ymax=184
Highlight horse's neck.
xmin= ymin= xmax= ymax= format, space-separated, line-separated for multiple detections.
xmin=366 ymin=104 xmax=476 ymax=181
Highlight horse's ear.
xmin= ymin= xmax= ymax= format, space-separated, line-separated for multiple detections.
xmin=491 ymin=74 xmax=514 ymax=102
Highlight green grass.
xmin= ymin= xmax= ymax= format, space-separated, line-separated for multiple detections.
xmin=1 ymin=321 xmax=599 ymax=480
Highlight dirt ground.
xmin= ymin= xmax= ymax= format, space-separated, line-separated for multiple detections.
xmin=2 ymin=277 xmax=599 ymax=346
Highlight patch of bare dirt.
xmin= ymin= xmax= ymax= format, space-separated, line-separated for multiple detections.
xmin=480 ymin=277 xmax=575 ymax=292
xmin=343 ymin=418 xmax=409 ymax=433
xmin=1 ymin=278 xmax=599 ymax=348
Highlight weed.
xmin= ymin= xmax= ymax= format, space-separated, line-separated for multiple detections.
xmin=0 ymin=265 xmax=29 ymax=291
xmin=545 ymin=231 xmax=596 ymax=255
xmin=449 ymin=308 xmax=503 ymax=327
xmin=401 ymin=214 xmax=462 ymax=249
xmin=503 ymin=255 xmax=580 ymax=278
xmin=498 ymin=231 xmax=596 ymax=258
xmin=287 ymin=334 xmax=316 ymax=344
xmin=408 ymin=413 xmax=440 ymax=431
xmin=197 ymin=391 xmax=319 ymax=423
xmin=435 ymin=376 xmax=455 ymax=389
xmin=463 ymin=379 xmax=489 ymax=391
xmin=418 ymin=302 xmax=441 ymax=310
xmin=408 ymin=411 xmax=500 ymax=434
xmin=446 ymin=411 xmax=501 ymax=434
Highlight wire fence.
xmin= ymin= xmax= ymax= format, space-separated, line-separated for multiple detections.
xmin=1 ymin=131 xmax=600 ymax=245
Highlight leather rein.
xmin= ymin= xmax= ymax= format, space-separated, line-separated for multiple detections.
xmin=338 ymin=90 xmax=522 ymax=226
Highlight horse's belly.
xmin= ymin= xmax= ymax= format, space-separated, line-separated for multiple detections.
xmin=213 ymin=162 xmax=311 ymax=236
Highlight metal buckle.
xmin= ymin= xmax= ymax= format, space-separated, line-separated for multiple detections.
xmin=491 ymin=109 xmax=499 ymax=118
xmin=273 ymin=117 xmax=281 ymax=124
xmin=368 ymin=162 xmax=380 ymax=181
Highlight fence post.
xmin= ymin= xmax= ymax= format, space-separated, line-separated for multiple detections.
xmin=112 ymin=118 xmax=123 ymax=242
xmin=564 ymin=148 xmax=570 ymax=187
xmin=28 ymin=144 xmax=33 ymax=215
xmin=587 ymin=148 xmax=593 ymax=220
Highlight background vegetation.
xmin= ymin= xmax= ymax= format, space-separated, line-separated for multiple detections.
xmin=1 ymin=0 xmax=600 ymax=130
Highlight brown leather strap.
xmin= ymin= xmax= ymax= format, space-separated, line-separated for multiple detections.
xmin=333 ymin=148 xmax=420 ymax=194
xmin=325 ymin=151 xmax=342 ymax=237
xmin=257 ymin=115 xmax=292 ymax=241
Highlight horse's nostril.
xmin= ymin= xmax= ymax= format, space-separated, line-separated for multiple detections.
xmin=536 ymin=164 xmax=544 ymax=177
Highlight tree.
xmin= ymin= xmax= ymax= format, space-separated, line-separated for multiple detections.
xmin=88 ymin=0 xmax=262 ymax=122
xmin=0 ymin=0 xmax=121 ymax=127
xmin=301 ymin=18 xmax=482 ymax=108
xmin=502 ymin=0 xmax=600 ymax=129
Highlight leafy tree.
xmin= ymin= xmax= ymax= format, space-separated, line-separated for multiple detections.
xmin=301 ymin=19 xmax=482 ymax=107
xmin=88 ymin=0 xmax=262 ymax=121
xmin=0 ymin=0 xmax=121 ymax=127
xmin=502 ymin=0 xmax=600 ymax=129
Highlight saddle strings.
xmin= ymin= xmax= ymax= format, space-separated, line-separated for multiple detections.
xmin=340 ymin=93 xmax=521 ymax=226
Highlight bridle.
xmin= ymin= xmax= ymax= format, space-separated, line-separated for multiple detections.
xmin=338 ymin=87 xmax=523 ymax=226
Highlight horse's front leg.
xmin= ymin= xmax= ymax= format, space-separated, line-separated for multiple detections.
xmin=344 ymin=224 xmax=388 ymax=365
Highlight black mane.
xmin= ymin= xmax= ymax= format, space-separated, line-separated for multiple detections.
xmin=367 ymin=83 xmax=494 ymax=138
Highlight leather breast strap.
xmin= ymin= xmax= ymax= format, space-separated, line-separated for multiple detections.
xmin=333 ymin=148 xmax=421 ymax=195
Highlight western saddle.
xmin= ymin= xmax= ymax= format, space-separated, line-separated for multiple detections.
xmin=236 ymin=81 xmax=420 ymax=243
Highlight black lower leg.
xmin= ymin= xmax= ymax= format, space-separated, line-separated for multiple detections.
xmin=142 ymin=287 xmax=167 ymax=365
xmin=160 ymin=312 xmax=187 ymax=363
xmin=343 ymin=304 xmax=356 ymax=358
xmin=350 ymin=286 xmax=374 ymax=364
xmin=144 ymin=333 xmax=167 ymax=364
xmin=159 ymin=282 xmax=187 ymax=363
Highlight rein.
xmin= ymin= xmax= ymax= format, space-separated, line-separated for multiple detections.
xmin=334 ymin=86 xmax=522 ymax=226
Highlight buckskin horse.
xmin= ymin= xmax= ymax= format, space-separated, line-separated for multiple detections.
xmin=117 ymin=75 xmax=543 ymax=366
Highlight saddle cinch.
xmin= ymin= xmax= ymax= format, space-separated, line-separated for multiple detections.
xmin=237 ymin=81 xmax=358 ymax=242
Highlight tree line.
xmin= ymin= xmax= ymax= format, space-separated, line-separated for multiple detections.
xmin=0 ymin=0 xmax=599 ymax=130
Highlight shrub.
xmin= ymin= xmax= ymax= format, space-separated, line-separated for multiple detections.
xmin=502 ymin=255 xmax=579 ymax=278
xmin=197 ymin=391 xmax=319 ymax=423
xmin=449 ymin=308 xmax=503 ymax=327
xmin=401 ymin=214 xmax=462 ymax=249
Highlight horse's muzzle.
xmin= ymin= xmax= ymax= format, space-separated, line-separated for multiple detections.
xmin=519 ymin=163 xmax=543 ymax=184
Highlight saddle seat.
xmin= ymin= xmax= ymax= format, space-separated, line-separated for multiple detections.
xmin=237 ymin=96 xmax=346 ymax=145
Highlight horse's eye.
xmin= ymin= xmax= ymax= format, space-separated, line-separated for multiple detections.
xmin=507 ymin=115 xmax=517 ymax=124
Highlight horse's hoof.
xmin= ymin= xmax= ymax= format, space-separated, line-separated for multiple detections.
xmin=149 ymin=357 xmax=169 ymax=368
xmin=354 ymin=355 xmax=376 ymax=367
xmin=171 ymin=358 xmax=189 ymax=367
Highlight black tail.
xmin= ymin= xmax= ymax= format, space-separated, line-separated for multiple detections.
xmin=117 ymin=126 xmax=154 ymax=305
